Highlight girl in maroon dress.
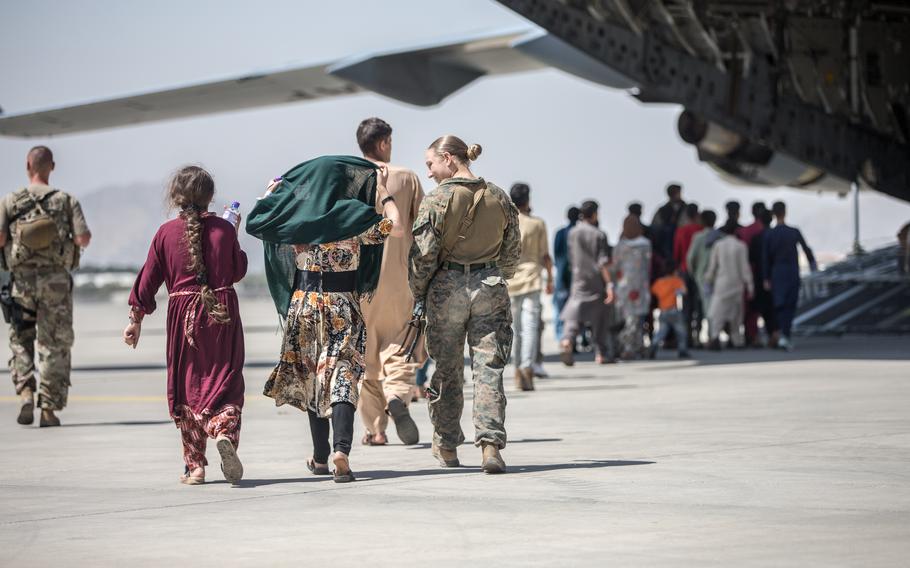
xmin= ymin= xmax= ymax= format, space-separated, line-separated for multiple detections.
xmin=123 ymin=166 xmax=247 ymax=485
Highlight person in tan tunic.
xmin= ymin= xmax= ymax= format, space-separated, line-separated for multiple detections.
xmin=356 ymin=118 xmax=426 ymax=446
xmin=506 ymin=183 xmax=553 ymax=391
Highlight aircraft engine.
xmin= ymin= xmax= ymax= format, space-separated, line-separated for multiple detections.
xmin=677 ymin=110 xmax=852 ymax=196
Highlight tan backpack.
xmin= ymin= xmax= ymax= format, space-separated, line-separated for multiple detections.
xmin=4 ymin=188 xmax=78 ymax=270
xmin=440 ymin=181 xmax=487 ymax=262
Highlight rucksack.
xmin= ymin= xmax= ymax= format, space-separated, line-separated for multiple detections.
xmin=17 ymin=191 xmax=59 ymax=250
xmin=4 ymin=188 xmax=78 ymax=270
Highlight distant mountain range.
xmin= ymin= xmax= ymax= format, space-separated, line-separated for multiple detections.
xmin=77 ymin=182 xmax=265 ymax=272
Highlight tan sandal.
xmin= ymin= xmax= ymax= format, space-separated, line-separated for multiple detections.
xmin=361 ymin=432 xmax=387 ymax=446
xmin=216 ymin=436 xmax=243 ymax=484
xmin=332 ymin=452 xmax=355 ymax=483
xmin=179 ymin=466 xmax=205 ymax=485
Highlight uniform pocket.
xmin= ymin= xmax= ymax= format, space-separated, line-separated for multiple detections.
xmin=43 ymin=273 xmax=72 ymax=303
xmin=481 ymin=276 xmax=505 ymax=287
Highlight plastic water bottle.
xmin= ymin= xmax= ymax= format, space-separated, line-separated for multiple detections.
xmin=223 ymin=201 xmax=240 ymax=226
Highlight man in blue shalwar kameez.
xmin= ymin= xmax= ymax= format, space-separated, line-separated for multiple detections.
xmin=552 ymin=206 xmax=579 ymax=341
xmin=762 ymin=201 xmax=817 ymax=351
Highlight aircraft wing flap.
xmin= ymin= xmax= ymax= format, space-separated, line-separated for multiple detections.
xmin=327 ymin=29 xmax=545 ymax=106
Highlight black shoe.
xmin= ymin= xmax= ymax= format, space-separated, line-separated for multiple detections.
xmin=17 ymin=402 xmax=34 ymax=425
xmin=387 ymin=397 xmax=419 ymax=445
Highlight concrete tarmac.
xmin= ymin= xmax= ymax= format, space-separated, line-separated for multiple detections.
xmin=1 ymin=299 xmax=908 ymax=567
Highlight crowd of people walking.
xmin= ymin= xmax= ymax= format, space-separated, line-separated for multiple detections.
xmin=544 ymin=184 xmax=818 ymax=364
xmin=3 ymin=122 xmax=823 ymax=488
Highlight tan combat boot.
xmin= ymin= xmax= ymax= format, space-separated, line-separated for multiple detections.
xmin=432 ymin=441 xmax=459 ymax=467
xmin=481 ymin=443 xmax=506 ymax=474
xmin=39 ymin=409 xmax=60 ymax=428
xmin=520 ymin=367 xmax=535 ymax=391
xmin=17 ymin=387 xmax=34 ymax=425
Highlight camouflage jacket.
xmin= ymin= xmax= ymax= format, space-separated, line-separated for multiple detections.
xmin=409 ymin=177 xmax=521 ymax=300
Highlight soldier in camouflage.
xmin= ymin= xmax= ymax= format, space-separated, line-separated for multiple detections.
xmin=0 ymin=146 xmax=91 ymax=427
xmin=409 ymin=135 xmax=521 ymax=474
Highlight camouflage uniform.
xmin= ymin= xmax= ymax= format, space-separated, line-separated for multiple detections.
xmin=409 ymin=177 xmax=521 ymax=450
xmin=0 ymin=185 xmax=88 ymax=410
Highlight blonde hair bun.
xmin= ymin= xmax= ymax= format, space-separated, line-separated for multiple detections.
xmin=466 ymin=144 xmax=482 ymax=161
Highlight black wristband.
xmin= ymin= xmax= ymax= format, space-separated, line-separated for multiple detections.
xmin=381 ymin=195 xmax=395 ymax=205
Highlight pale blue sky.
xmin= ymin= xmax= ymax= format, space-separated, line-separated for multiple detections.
xmin=2 ymin=0 xmax=908 ymax=265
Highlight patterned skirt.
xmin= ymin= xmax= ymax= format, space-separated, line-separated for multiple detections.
xmin=264 ymin=290 xmax=367 ymax=417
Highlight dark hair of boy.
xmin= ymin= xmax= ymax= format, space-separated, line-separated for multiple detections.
xmin=510 ymin=183 xmax=530 ymax=209
xmin=356 ymin=117 xmax=392 ymax=156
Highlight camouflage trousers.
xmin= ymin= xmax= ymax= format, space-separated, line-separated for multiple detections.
xmin=425 ymin=266 xmax=511 ymax=450
xmin=8 ymin=269 xmax=74 ymax=410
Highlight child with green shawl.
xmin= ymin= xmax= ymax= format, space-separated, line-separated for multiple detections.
xmin=246 ymin=156 xmax=403 ymax=483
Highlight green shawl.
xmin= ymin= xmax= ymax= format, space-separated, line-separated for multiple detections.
xmin=245 ymin=155 xmax=384 ymax=316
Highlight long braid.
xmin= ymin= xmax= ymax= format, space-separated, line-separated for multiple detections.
xmin=181 ymin=206 xmax=230 ymax=325
xmin=168 ymin=166 xmax=230 ymax=326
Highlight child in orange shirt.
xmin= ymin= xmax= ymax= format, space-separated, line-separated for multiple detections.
xmin=649 ymin=261 xmax=690 ymax=359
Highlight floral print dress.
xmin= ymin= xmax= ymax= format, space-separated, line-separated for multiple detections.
xmin=264 ymin=218 xmax=392 ymax=416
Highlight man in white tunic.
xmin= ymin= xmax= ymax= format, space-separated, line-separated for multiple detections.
xmin=704 ymin=224 xmax=753 ymax=348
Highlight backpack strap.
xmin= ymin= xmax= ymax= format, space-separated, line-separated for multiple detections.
xmin=9 ymin=188 xmax=59 ymax=225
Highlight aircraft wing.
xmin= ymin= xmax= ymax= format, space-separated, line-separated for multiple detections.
xmin=0 ymin=65 xmax=363 ymax=138
xmin=0 ymin=27 xmax=547 ymax=138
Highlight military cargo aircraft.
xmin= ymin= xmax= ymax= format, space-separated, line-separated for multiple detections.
xmin=1 ymin=0 xmax=908 ymax=205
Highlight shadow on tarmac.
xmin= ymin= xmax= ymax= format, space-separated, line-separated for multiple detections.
xmin=542 ymin=335 xmax=909 ymax=369
xmin=233 ymin=467 xmax=484 ymax=487
xmin=359 ymin=459 xmax=654 ymax=481
xmin=405 ymin=438 xmax=564 ymax=450
xmin=510 ymin=460 xmax=655 ymax=473
xmin=646 ymin=341 xmax=910 ymax=366
xmin=230 ymin=457 xmax=653 ymax=486
xmin=232 ymin=476 xmax=339 ymax=488
xmin=59 ymin=420 xmax=172 ymax=428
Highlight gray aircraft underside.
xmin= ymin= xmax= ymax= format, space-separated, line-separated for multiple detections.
xmin=494 ymin=1 xmax=910 ymax=205
xmin=2 ymin=2 xmax=908 ymax=204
